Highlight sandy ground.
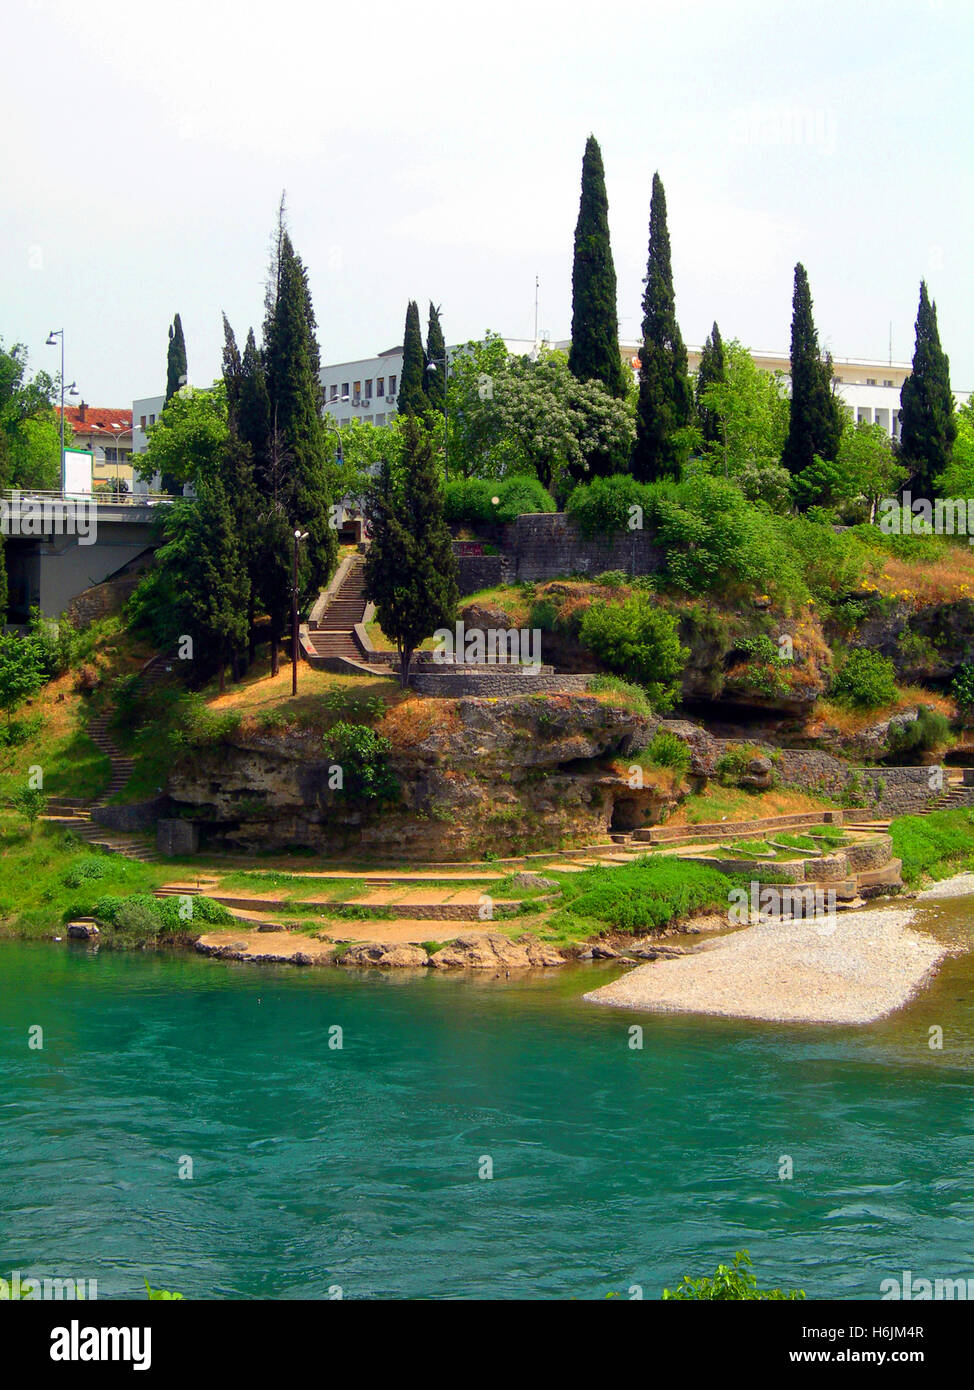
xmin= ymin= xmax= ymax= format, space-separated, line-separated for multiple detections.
xmin=196 ymin=920 xmax=485 ymax=959
xmin=584 ymin=903 xmax=953 ymax=1025
xmin=917 ymin=873 xmax=974 ymax=900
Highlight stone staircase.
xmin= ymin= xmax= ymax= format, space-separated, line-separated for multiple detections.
xmin=42 ymin=654 xmax=179 ymax=863
xmin=306 ymin=559 xmax=369 ymax=664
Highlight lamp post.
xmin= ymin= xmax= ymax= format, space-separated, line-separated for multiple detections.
xmin=291 ymin=528 xmax=309 ymax=697
xmin=45 ymin=329 xmax=78 ymax=494
xmin=425 ymin=354 xmax=449 ymax=481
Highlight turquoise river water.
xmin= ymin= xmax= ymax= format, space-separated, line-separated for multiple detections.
xmin=3 ymin=895 xmax=974 ymax=1300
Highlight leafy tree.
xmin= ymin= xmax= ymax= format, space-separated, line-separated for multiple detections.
xmin=900 ymin=280 xmax=957 ymax=498
xmin=0 ymin=631 xmax=45 ymax=730
xmin=695 ymin=321 xmax=725 ymax=447
xmin=324 ymin=722 xmax=398 ymax=800
xmin=568 ymin=135 xmax=627 ymax=401
xmin=363 ymin=418 xmax=458 ymax=687
xmin=0 ymin=339 xmax=69 ymax=493
xmin=793 ymin=417 xmax=905 ymax=519
xmin=579 ymin=594 xmax=687 ymax=711
xmin=632 ymin=173 xmax=693 ymax=483
xmin=781 ymin=263 xmax=842 ymax=481
xmin=397 ymin=300 xmax=429 ymax=418
xmin=425 ymin=302 xmax=447 ymax=413
xmin=135 ymin=384 xmax=229 ymax=487
xmin=262 ymin=218 xmax=337 ymax=602
xmin=698 ymin=340 xmax=789 ymax=482
xmin=166 ymin=313 xmax=188 ymax=402
xmin=936 ymin=397 xmax=974 ymax=500
xmin=9 ymin=784 xmax=46 ymax=830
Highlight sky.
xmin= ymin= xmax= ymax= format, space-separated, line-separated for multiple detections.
xmin=3 ymin=0 xmax=973 ymax=406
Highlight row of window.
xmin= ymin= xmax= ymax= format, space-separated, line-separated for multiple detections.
xmin=329 ymin=374 xmax=397 ymax=403
xmin=139 ymin=413 xmax=157 ymax=428
xmin=834 ymin=377 xmax=895 ymax=387
xmin=337 ymin=414 xmax=389 ymax=427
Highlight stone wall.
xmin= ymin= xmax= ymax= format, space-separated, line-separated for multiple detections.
xmin=501 ymin=514 xmax=665 ymax=583
xmin=846 ymin=766 xmax=942 ymax=817
xmin=410 ymin=671 xmax=593 ymax=697
xmin=92 ymin=796 xmax=170 ymax=831
xmin=457 ymin=553 xmax=505 ymax=595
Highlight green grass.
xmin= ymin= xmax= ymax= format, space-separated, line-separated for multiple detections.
xmin=543 ymin=855 xmax=736 ymax=942
xmin=889 ymin=808 xmax=974 ymax=885
xmin=726 ymin=839 xmax=775 ymax=855
xmin=0 ymin=819 xmax=172 ymax=938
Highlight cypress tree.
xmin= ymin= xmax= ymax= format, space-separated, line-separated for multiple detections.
xmin=397 ymin=301 xmax=429 ymax=417
xmin=900 ymin=280 xmax=957 ymax=497
xmin=364 ymin=418 xmax=458 ymax=687
xmin=425 ymin=302 xmax=447 ymax=413
xmin=695 ymin=321 xmax=725 ymax=446
xmin=180 ymin=474 xmax=250 ymax=693
xmin=781 ymin=262 xmax=842 ymax=477
xmin=166 ymin=313 xmax=187 ymax=402
xmin=262 ymin=226 xmax=337 ymax=607
xmin=568 ymin=135 xmax=627 ymax=400
xmin=632 ymin=173 xmax=693 ymax=482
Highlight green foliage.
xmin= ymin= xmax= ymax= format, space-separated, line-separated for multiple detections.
xmin=715 ymin=745 xmax=757 ymax=786
xmin=398 ymin=300 xmax=429 ymax=418
xmin=145 ymin=1280 xmax=185 ymax=1300
xmin=891 ymin=807 xmax=974 ymax=884
xmin=695 ymin=321 xmax=725 ymax=446
xmin=566 ymin=473 xmax=648 ymax=534
xmin=61 ymin=855 xmax=112 ymax=888
xmin=633 ymin=173 xmax=693 ymax=482
xmin=568 ymin=135 xmax=628 ymax=402
xmin=136 ymin=382 xmax=228 ymax=488
xmin=950 ymin=662 xmax=974 ymax=714
xmin=886 ymin=705 xmax=950 ymax=758
xmin=936 ymin=397 xmax=974 ymax=501
xmin=324 ymin=722 xmax=398 ymax=801
xmin=0 ymin=631 xmax=45 ymax=726
xmin=364 ymin=419 xmax=459 ymax=685
xmin=698 ymin=340 xmax=789 ymax=482
xmin=781 ymin=263 xmax=842 ymax=479
xmin=663 ymin=1251 xmax=805 ymax=1301
xmin=553 ymin=856 xmax=732 ymax=934
xmin=425 ymin=302 xmax=447 ymax=413
xmin=640 ymin=729 xmax=691 ymax=775
xmin=900 ymin=281 xmax=957 ymax=498
xmin=443 ymin=473 xmax=555 ymax=524
xmin=830 ymin=649 xmax=898 ymax=709
xmin=166 ymin=313 xmax=188 ymax=402
xmin=0 ymin=337 xmax=68 ymax=493
xmin=9 ymin=784 xmax=46 ymax=827
xmin=579 ymin=595 xmax=687 ymax=710
xmin=588 ymin=674 xmax=654 ymax=716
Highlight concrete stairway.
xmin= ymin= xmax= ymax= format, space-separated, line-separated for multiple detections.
xmin=306 ymin=559 xmax=368 ymax=663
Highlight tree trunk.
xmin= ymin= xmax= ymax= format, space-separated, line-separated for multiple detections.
xmin=399 ymin=644 xmax=412 ymax=689
xmin=270 ymin=622 xmax=280 ymax=677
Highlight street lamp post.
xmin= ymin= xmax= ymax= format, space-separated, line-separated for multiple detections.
xmin=425 ymin=354 xmax=449 ymax=481
xmin=292 ymin=529 xmax=309 ymax=697
xmin=45 ymin=329 xmax=78 ymax=493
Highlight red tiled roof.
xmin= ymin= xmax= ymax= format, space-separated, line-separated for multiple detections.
xmin=57 ymin=405 xmax=133 ymax=437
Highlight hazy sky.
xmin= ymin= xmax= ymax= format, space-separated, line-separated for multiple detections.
xmin=4 ymin=0 xmax=972 ymax=405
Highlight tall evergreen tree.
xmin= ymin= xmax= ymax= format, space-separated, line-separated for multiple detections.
xmin=781 ymin=262 xmax=842 ymax=477
xmin=425 ymin=302 xmax=447 ymax=413
xmin=397 ymin=300 xmax=429 ymax=417
xmin=363 ymin=418 xmax=458 ymax=687
xmin=900 ymin=280 xmax=957 ymax=497
xmin=180 ymin=474 xmax=250 ymax=693
xmin=165 ymin=313 xmax=187 ymax=402
xmin=568 ymin=135 xmax=627 ymax=400
xmin=262 ymin=223 xmax=337 ymax=607
xmin=695 ymin=322 xmax=725 ymax=447
xmin=632 ymin=173 xmax=693 ymax=482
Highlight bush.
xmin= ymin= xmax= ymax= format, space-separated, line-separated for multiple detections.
xmin=640 ymin=729 xmax=692 ymax=776
xmin=443 ymin=474 xmax=555 ymax=525
xmin=887 ymin=705 xmax=951 ymax=759
xmin=588 ymin=674 xmax=654 ymax=717
xmin=829 ymin=650 xmax=898 ymax=709
xmin=594 ymin=570 xmax=629 ymax=588
xmin=951 ymin=663 xmax=974 ymax=716
xmin=566 ymin=474 xmax=650 ymax=535
xmin=891 ymin=808 xmax=974 ymax=884
xmin=579 ymin=596 xmax=688 ymax=712
xmin=323 ymin=722 xmax=398 ymax=801
xmin=113 ymin=899 xmax=162 ymax=944
xmin=663 ymin=1251 xmax=805 ymax=1301
xmin=62 ymin=855 xmax=112 ymax=888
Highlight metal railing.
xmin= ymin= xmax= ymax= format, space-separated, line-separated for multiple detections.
xmin=0 ymin=487 xmax=182 ymax=506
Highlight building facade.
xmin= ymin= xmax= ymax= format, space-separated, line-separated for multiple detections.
xmin=57 ymin=403 xmax=134 ymax=487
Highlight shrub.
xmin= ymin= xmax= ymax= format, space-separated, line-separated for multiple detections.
xmin=829 ymin=650 xmax=898 ymax=709
xmin=62 ymin=856 xmax=112 ymax=888
xmin=640 ymin=729 xmax=691 ymax=776
xmin=323 ymin=722 xmax=398 ymax=801
xmin=579 ymin=596 xmax=688 ymax=711
xmin=594 ymin=570 xmax=629 ymax=588
xmin=588 ymin=674 xmax=653 ymax=717
xmin=566 ymin=474 xmax=650 ymax=535
xmin=443 ymin=474 xmax=555 ymax=525
xmin=113 ymin=899 xmax=162 ymax=944
xmin=951 ymin=663 xmax=974 ymax=715
xmin=663 ymin=1251 xmax=805 ymax=1301
xmin=887 ymin=705 xmax=951 ymax=759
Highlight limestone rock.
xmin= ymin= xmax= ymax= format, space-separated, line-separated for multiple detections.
xmin=510 ymin=871 xmax=559 ymax=891
xmin=429 ymin=932 xmax=532 ymax=970
xmin=339 ymin=942 xmax=430 ymax=968
xmin=67 ymin=920 xmax=99 ymax=940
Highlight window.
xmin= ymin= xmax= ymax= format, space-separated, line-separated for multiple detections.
xmin=330 ymin=385 xmax=338 ymax=401
xmin=353 ymin=380 xmax=361 ymax=400
xmin=140 ymin=415 xmax=146 ymax=428
xmin=866 ymin=378 xmax=876 ymax=386
xmin=389 ymin=374 xmax=397 ymax=395
xmin=341 ymin=383 xmax=349 ymax=399
xmin=377 ymin=377 xmax=385 ymax=395
xmin=364 ymin=415 xmax=373 ymax=425
xmin=149 ymin=414 xmax=156 ymax=425
xmin=375 ymin=413 xmax=386 ymax=427
xmin=364 ymin=379 xmax=372 ymax=398
xmin=883 ymin=379 xmax=893 ymax=388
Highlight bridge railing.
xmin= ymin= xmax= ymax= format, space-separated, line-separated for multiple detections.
xmin=0 ymin=488 xmax=183 ymax=506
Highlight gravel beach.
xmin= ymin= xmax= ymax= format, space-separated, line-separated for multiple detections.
xmin=584 ymin=902 xmax=954 ymax=1025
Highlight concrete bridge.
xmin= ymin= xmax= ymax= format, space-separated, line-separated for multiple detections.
xmin=1 ymin=488 xmax=177 ymax=619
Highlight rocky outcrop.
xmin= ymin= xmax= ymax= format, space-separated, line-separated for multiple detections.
xmin=339 ymin=942 xmax=430 ymax=968
xmin=166 ymin=693 xmax=661 ymax=859
xmin=428 ymin=932 xmax=565 ymax=969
